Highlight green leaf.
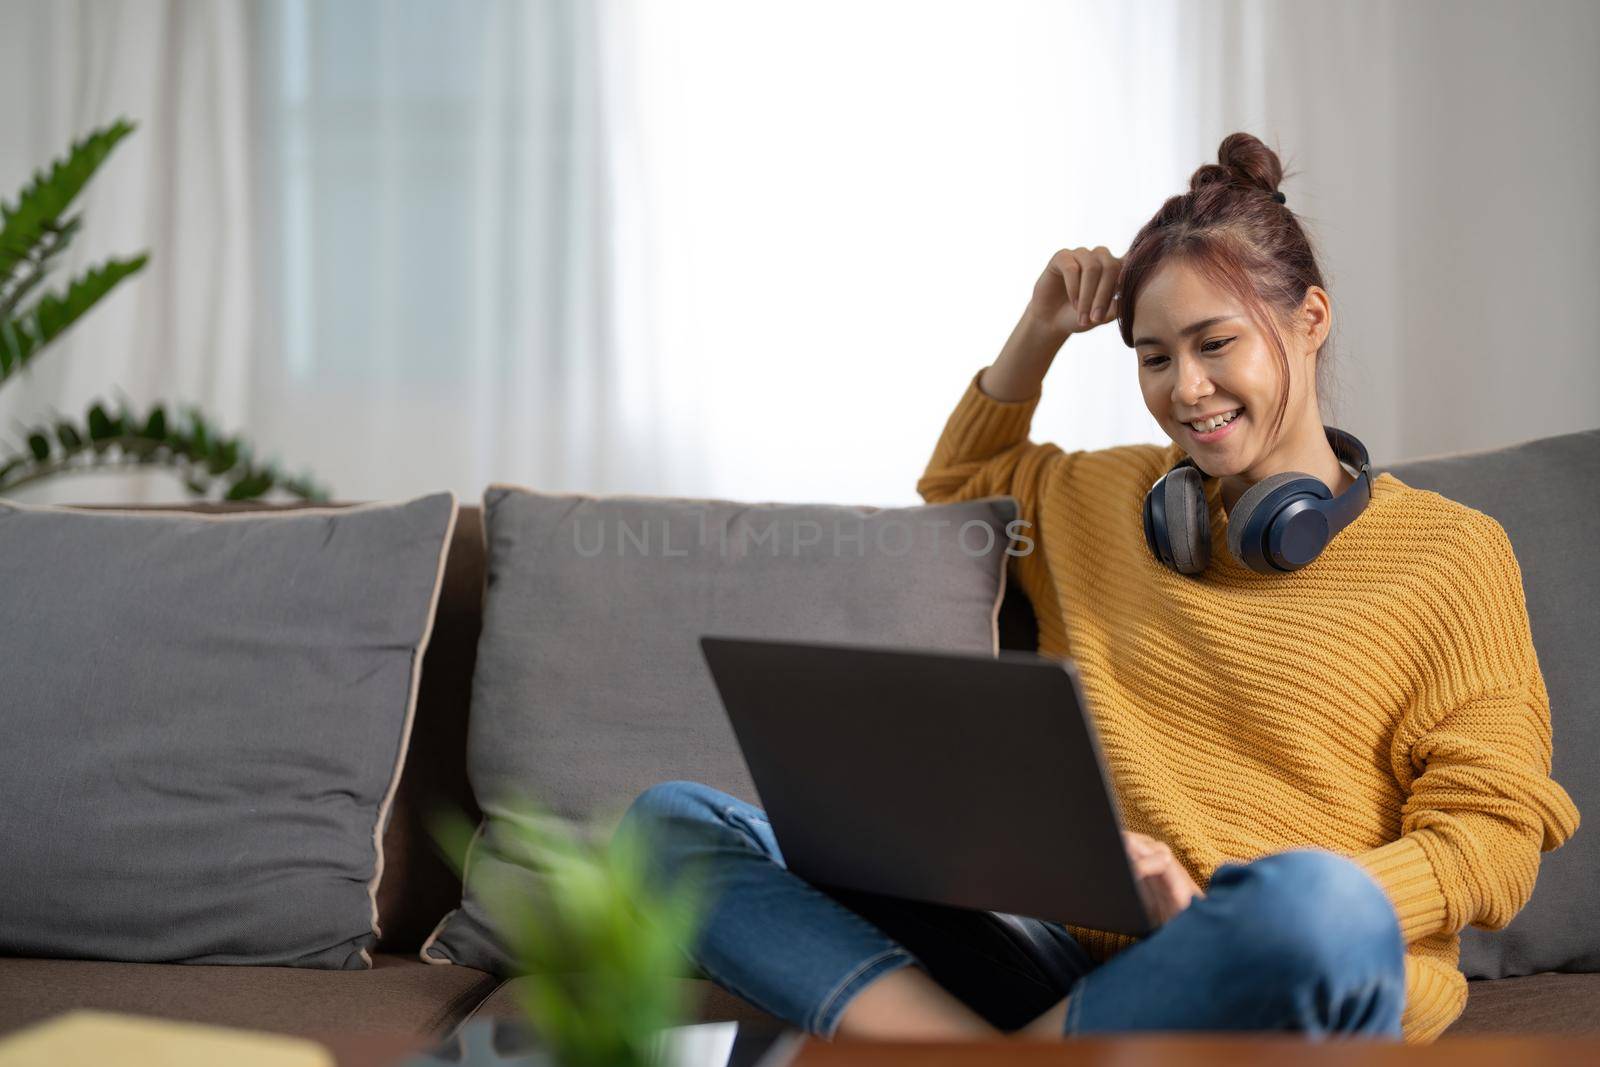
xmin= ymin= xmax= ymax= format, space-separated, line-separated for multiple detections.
xmin=223 ymin=471 xmax=271 ymax=501
xmin=87 ymin=402 xmax=116 ymax=440
xmin=188 ymin=408 xmax=209 ymax=454
xmin=0 ymin=214 xmax=82 ymax=322
xmin=0 ymin=119 xmax=135 ymax=291
xmin=0 ymin=317 xmax=23 ymax=377
xmin=0 ymin=254 xmax=149 ymax=391
xmin=0 ymin=398 xmax=330 ymax=502
xmin=206 ymin=437 xmax=239 ymax=476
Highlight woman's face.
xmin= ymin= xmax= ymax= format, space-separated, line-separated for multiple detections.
xmin=1131 ymin=258 xmax=1327 ymax=478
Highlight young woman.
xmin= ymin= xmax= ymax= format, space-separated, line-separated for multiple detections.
xmin=617 ymin=133 xmax=1580 ymax=1045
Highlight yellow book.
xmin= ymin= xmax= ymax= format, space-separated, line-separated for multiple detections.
xmin=0 ymin=1010 xmax=334 ymax=1067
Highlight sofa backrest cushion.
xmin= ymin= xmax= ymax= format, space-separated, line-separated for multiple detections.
xmin=420 ymin=487 xmax=1023 ymax=974
xmin=1380 ymin=428 xmax=1599 ymax=977
xmin=0 ymin=493 xmax=458 ymax=970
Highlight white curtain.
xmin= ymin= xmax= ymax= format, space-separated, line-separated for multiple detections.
xmin=625 ymin=0 xmax=1198 ymax=508
xmin=1 ymin=0 xmax=1595 ymax=506
xmin=246 ymin=0 xmax=1198 ymax=507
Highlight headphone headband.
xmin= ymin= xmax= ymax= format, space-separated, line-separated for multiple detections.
xmin=1326 ymin=425 xmax=1375 ymax=516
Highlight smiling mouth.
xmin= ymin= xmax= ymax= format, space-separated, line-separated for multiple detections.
xmin=1186 ymin=409 xmax=1244 ymax=440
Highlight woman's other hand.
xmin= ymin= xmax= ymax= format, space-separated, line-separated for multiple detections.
xmin=1123 ymin=830 xmax=1204 ymax=925
xmin=1028 ymin=246 xmax=1124 ymax=337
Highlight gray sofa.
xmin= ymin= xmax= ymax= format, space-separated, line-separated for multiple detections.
xmin=1 ymin=427 xmax=1596 ymax=1042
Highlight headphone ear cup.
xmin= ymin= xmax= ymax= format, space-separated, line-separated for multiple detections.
xmin=1143 ymin=478 xmax=1168 ymax=565
xmin=1161 ymin=465 xmax=1210 ymax=575
xmin=1226 ymin=470 xmax=1321 ymax=571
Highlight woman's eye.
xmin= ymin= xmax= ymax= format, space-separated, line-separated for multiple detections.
xmin=1142 ymin=338 xmax=1232 ymax=368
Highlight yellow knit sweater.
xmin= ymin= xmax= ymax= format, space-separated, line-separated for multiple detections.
xmin=917 ymin=368 xmax=1581 ymax=1044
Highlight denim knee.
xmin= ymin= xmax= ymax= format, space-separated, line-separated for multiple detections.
xmin=625 ymin=779 xmax=735 ymax=828
xmin=615 ymin=781 xmax=721 ymax=886
xmin=1215 ymin=849 xmax=1405 ymax=993
xmin=616 ymin=780 xmax=772 ymax=870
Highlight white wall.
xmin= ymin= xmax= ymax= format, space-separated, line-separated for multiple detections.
xmin=1236 ymin=0 xmax=1600 ymax=462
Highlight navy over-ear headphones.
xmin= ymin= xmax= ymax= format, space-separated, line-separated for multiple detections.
xmin=1142 ymin=426 xmax=1374 ymax=575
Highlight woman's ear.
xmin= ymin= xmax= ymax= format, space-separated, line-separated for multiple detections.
xmin=1298 ymin=286 xmax=1333 ymax=350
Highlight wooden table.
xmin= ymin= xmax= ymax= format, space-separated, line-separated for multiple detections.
xmin=790 ymin=1035 xmax=1600 ymax=1064
xmin=312 ymin=1031 xmax=1600 ymax=1066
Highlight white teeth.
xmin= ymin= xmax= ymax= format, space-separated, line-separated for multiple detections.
xmin=1189 ymin=409 xmax=1241 ymax=432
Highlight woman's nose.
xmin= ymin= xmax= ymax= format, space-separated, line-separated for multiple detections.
xmin=1175 ymin=378 xmax=1214 ymax=406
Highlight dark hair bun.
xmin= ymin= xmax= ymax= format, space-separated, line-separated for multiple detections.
xmin=1188 ymin=132 xmax=1286 ymax=199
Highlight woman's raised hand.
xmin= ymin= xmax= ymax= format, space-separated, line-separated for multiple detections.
xmin=1123 ymin=830 xmax=1204 ymax=925
xmin=1028 ymin=247 xmax=1124 ymax=337
xmin=978 ymin=245 xmax=1125 ymax=402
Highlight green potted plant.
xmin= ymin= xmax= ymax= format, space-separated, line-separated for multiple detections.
xmin=428 ymin=797 xmax=709 ymax=1067
xmin=0 ymin=118 xmax=325 ymax=500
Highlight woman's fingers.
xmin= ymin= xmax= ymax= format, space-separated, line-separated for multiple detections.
xmin=1076 ymin=260 xmax=1103 ymax=329
xmin=1124 ymin=832 xmax=1189 ymax=923
xmin=1089 ymin=248 xmax=1120 ymax=322
xmin=1132 ymin=870 xmax=1176 ymax=924
xmin=1131 ymin=867 xmax=1163 ymax=922
xmin=1034 ymin=246 xmax=1122 ymax=334
xmin=1051 ymin=249 xmax=1082 ymax=314
xmin=1130 ymin=852 xmax=1173 ymax=880
xmin=1123 ymin=830 xmax=1166 ymax=859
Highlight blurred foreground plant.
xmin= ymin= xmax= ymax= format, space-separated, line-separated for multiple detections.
xmin=0 ymin=118 xmax=325 ymax=500
xmin=429 ymin=799 xmax=708 ymax=1067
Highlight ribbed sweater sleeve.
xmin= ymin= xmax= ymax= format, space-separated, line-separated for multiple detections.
xmin=916 ymin=368 xmax=1071 ymax=619
xmin=1350 ymin=514 xmax=1581 ymax=945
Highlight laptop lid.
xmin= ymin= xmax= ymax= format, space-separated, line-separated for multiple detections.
xmin=698 ymin=635 xmax=1154 ymax=937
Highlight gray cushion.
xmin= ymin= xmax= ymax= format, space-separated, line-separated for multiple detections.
xmin=0 ymin=494 xmax=459 ymax=970
xmin=1379 ymin=428 xmax=1600 ymax=977
xmin=422 ymin=488 xmax=1021 ymax=973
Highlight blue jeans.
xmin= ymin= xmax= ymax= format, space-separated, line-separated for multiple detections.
xmin=615 ymin=780 xmax=1407 ymax=1040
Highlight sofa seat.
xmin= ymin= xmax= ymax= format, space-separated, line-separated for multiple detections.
xmin=0 ymin=953 xmax=501 ymax=1039
xmin=1445 ymin=973 xmax=1600 ymax=1035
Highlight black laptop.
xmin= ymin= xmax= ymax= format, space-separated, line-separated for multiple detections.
xmin=698 ymin=635 xmax=1154 ymax=937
